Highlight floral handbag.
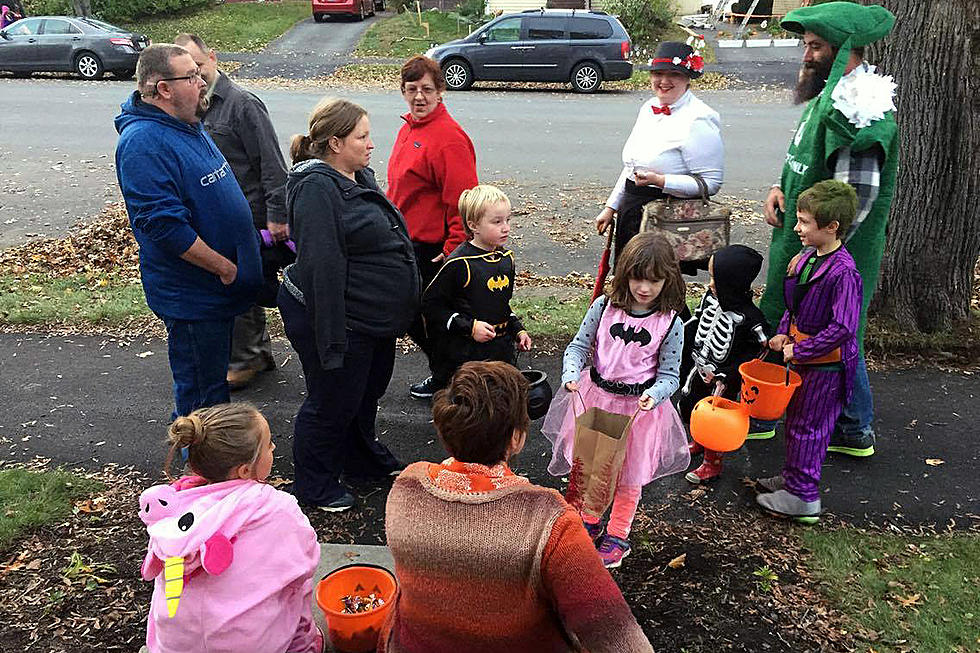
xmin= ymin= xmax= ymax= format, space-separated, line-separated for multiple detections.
xmin=638 ymin=174 xmax=731 ymax=262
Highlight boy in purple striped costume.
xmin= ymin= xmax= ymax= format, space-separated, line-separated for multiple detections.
xmin=756 ymin=180 xmax=861 ymax=523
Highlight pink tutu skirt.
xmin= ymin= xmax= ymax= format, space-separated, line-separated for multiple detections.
xmin=541 ymin=368 xmax=690 ymax=487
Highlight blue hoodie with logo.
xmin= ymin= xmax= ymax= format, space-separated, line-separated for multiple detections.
xmin=115 ymin=91 xmax=261 ymax=321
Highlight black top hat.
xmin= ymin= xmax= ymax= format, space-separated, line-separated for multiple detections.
xmin=650 ymin=41 xmax=704 ymax=79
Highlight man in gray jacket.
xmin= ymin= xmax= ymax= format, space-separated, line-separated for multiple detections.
xmin=176 ymin=33 xmax=289 ymax=390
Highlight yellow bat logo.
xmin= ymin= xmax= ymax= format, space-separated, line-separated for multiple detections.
xmin=487 ymin=275 xmax=510 ymax=292
xmin=164 ymin=556 xmax=184 ymax=618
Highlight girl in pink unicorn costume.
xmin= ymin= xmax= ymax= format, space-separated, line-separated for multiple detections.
xmin=139 ymin=403 xmax=322 ymax=653
xmin=543 ymin=232 xmax=690 ymax=568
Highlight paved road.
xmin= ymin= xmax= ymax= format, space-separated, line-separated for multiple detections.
xmin=222 ymin=12 xmax=385 ymax=79
xmin=2 ymin=332 xmax=977 ymax=534
xmin=0 ymin=79 xmax=800 ymax=252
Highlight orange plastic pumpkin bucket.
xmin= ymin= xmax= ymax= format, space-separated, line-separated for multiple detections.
xmin=689 ymin=396 xmax=749 ymax=452
xmin=315 ymin=564 xmax=397 ymax=653
xmin=738 ymin=359 xmax=802 ymax=420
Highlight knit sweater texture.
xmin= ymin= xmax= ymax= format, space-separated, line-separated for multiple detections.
xmin=380 ymin=461 xmax=653 ymax=653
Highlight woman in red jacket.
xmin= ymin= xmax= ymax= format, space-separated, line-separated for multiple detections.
xmin=387 ymin=55 xmax=479 ymax=400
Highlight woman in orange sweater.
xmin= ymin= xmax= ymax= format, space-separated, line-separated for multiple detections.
xmin=381 ymin=361 xmax=653 ymax=653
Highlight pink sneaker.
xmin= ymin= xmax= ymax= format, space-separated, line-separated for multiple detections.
xmin=597 ymin=534 xmax=631 ymax=568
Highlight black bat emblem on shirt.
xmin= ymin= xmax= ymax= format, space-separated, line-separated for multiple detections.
xmin=609 ymin=322 xmax=652 ymax=347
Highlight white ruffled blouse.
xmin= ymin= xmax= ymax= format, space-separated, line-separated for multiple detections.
xmin=606 ymin=90 xmax=724 ymax=211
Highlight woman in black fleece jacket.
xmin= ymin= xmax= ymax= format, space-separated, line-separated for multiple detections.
xmin=278 ymin=98 xmax=419 ymax=512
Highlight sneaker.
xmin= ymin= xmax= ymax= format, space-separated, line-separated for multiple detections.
xmin=583 ymin=520 xmax=604 ymax=543
xmin=597 ymin=534 xmax=631 ymax=568
xmin=685 ymin=458 xmax=722 ymax=484
xmin=755 ymin=474 xmax=784 ymax=493
xmin=314 ymin=492 xmax=355 ymax=513
xmin=746 ymin=428 xmax=776 ymax=440
xmin=827 ymin=430 xmax=875 ymax=457
xmin=410 ymin=376 xmax=443 ymax=399
xmin=756 ymin=489 xmax=821 ymax=524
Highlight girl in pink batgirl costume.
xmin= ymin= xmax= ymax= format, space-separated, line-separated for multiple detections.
xmin=543 ymin=233 xmax=690 ymax=568
xmin=139 ymin=403 xmax=322 ymax=653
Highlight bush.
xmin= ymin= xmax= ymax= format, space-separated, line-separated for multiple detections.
xmin=25 ymin=0 xmax=214 ymax=24
xmin=455 ymin=0 xmax=485 ymax=20
xmin=605 ymin=0 xmax=676 ymax=48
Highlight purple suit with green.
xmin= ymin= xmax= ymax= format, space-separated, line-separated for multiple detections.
xmin=778 ymin=247 xmax=861 ymax=502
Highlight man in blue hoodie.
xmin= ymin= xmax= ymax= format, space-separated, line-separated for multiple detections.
xmin=115 ymin=43 xmax=262 ymax=419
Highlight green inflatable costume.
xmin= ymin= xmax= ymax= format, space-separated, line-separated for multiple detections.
xmin=759 ymin=2 xmax=899 ymax=348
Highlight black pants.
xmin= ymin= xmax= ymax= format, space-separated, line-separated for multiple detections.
xmin=430 ymin=333 xmax=517 ymax=387
xmin=406 ymin=240 xmax=445 ymax=363
xmin=278 ymin=289 xmax=401 ymax=505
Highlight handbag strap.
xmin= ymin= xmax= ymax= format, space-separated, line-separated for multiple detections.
xmin=689 ymin=173 xmax=710 ymax=206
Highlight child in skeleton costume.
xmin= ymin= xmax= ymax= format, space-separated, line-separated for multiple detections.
xmin=421 ymin=185 xmax=532 ymax=391
xmin=140 ymin=403 xmax=322 ymax=653
xmin=543 ymin=233 xmax=690 ymax=569
xmin=679 ymin=245 xmax=769 ymax=484
xmin=757 ymin=180 xmax=861 ymax=522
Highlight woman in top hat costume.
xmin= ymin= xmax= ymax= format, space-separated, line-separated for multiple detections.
xmin=595 ymin=40 xmax=724 ymax=271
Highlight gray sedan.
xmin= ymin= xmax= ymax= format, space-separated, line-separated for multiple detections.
xmin=0 ymin=16 xmax=149 ymax=80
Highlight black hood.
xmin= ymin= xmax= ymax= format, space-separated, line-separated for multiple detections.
xmin=711 ymin=245 xmax=763 ymax=312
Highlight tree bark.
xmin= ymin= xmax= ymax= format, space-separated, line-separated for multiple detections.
xmin=867 ymin=0 xmax=980 ymax=333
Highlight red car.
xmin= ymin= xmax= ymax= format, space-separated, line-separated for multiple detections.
xmin=312 ymin=0 xmax=375 ymax=21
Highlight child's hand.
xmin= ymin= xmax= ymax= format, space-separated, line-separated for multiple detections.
xmin=769 ymin=334 xmax=790 ymax=351
xmin=471 ymin=320 xmax=496 ymax=343
xmin=782 ymin=343 xmax=794 ymax=363
xmin=517 ymin=331 xmax=532 ymax=352
xmin=638 ymin=395 xmax=655 ymax=411
xmin=565 ymin=381 xmax=579 ymax=392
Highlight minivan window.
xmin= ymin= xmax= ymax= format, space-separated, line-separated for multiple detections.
xmin=484 ymin=16 xmax=521 ymax=42
xmin=527 ymin=16 xmax=566 ymax=40
xmin=569 ymin=17 xmax=613 ymax=40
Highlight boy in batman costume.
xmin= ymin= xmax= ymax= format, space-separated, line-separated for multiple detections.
xmin=420 ymin=185 xmax=531 ymax=393
xmin=679 ymin=245 xmax=770 ymax=483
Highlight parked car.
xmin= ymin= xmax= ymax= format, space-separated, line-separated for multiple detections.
xmin=424 ymin=9 xmax=632 ymax=93
xmin=312 ymin=0 xmax=375 ymax=22
xmin=0 ymin=16 xmax=148 ymax=80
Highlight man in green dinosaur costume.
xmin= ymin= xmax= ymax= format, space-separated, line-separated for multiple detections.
xmin=760 ymin=2 xmax=899 ymax=458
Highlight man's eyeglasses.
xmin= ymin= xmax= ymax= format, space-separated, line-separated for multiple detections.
xmin=157 ymin=71 xmax=204 ymax=86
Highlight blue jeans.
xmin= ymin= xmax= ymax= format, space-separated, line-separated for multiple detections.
xmin=160 ymin=316 xmax=234 ymax=421
xmin=834 ymin=354 xmax=875 ymax=437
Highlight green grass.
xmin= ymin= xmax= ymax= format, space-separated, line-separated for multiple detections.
xmin=0 ymin=469 xmax=102 ymax=552
xmin=356 ymin=10 xmax=480 ymax=57
xmin=0 ymin=274 xmax=150 ymax=326
xmin=512 ymin=294 xmax=591 ymax=337
xmin=804 ymin=529 xmax=980 ymax=652
xmin=123 ymin=1 xmax=311 ymax=52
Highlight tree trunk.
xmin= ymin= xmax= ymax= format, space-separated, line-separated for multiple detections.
xmin=867 ymin=0 xmax=980 ymax=333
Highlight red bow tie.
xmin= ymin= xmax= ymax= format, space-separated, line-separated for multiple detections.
xmin=652 ymin=105 xmax=671 ymax=115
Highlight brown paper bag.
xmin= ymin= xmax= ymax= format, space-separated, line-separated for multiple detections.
xmin=565 ymin=404 xmax=634 ymax=520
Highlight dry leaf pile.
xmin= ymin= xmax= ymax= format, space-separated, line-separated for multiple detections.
xmin=622 ymin=501 xmax=854 ymax=652
xmin=0 ymin=203 xmax=139 ymax=283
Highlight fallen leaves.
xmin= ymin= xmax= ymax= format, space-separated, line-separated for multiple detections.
xmin=925 ymin=459 xmax=945 ymax=466
xmin=667 ymin=552 xmax=687 ymax=569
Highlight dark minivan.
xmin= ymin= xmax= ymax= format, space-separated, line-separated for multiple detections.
xmin=424 ymin=9 xmax=632 ymax=93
